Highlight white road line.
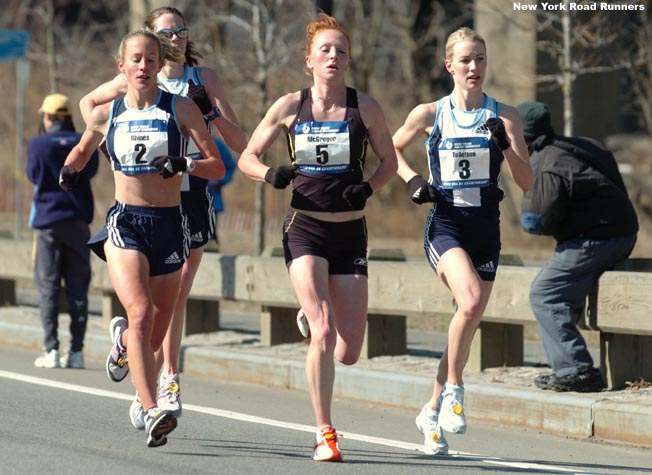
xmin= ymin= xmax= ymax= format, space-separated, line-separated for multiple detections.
xmin=0 ymin=370 xmax=597 ymax=474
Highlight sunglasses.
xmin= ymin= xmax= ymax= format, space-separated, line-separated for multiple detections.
xmin=157 ymin=27 xmax=189 ymax=39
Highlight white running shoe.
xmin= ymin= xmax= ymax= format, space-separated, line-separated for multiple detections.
xmin=61 ymin=349 xmax=84 ymax=369
xmin=106 ymin=316 xmax=129 ymax=382
xmin=34 ymin=349 xmax=60 ymax=368
xmin=130 ymin=395 xmax=146 ymax=430
xmin=297 ymin=309 xmax=310 ymax=338
xmin=157 ymin=373 xmax=182 ymax=418
xmin=415 ymin=404 xmax=449 ymax=455
xmin=438 ymin=384 xmax=467 ymax=434
xmin=144 ymin=406 xmax=177 ymax=448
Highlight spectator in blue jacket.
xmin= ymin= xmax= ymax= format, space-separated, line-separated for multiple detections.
xmin=206 ymin=137 xmax=236 ymax=252
xmin=27 ymin=93 xmax=99 ymax=369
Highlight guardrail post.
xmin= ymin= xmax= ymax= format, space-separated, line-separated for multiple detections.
xmin=185 ymin=299 xmax=220 ymax=336
xmin=0 ymin=279 xmax=16 ymax=306
xmin=260 ymin=305 xmax=304 ymax=345
xmin=364 ymin=248 xmax=408 ymax=358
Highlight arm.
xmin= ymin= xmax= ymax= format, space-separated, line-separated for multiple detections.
xmin=176 ymin=96 xmax=226 ymax=180
xmin=498 ymin=104 xmax=533 ymax=192
xmin=199 ymin=67 xmax=248 ymax=154
xmin=63 ymin=107 xmax=108 ymax=172
xmin=358 ymin=93 xmax=397 ymax=192
xmin=238 ymin=93 xmax=297 ymax=183
xmin=79 ymin=74 xmax=127 ymax=126
xmin=392 ymin=103 xmax=436 ymax=183
xmin=521 ymin=170 xmax=568 ymax=235
xmin=25 ymin=139 xmax=38 ymax=185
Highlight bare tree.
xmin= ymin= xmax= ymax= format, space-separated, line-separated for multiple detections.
xmin=535 ymin=0 xmax=627 ymax=135
xmin=623 ymin=1 xmax=652 ymax=134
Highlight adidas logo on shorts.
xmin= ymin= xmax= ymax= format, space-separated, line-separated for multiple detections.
xmin=190 ymin=232 xmax=203 ymax=242
xmin=165 ymin=252 xmax=182 ymax=265
xmin=476 ymin=260 xmax=496 ymax=273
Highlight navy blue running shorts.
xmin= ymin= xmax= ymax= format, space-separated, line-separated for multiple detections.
xmin=181 ymin=189 xmax=214 ymax=249
xmin=424 ymin=202 xmax=501 ymax=281
xmin=88 ymin=201 xmax=189 ymax=276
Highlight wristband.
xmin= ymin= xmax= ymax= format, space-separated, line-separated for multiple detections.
xmin=205 ymin=106 xmax=221 ymax=122
xmin=185 ymin=156 xmax=196 ymax=173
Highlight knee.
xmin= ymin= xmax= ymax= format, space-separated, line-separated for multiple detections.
xmin=310 ymin=321 xmax=338 ymax=354
xmin=336 ymin=349 xmax=361 ymax=366
xmin=125 ymin=304 xmax=153 ymax=336
xmin=457 ymin=294 xmax=484 ymax=323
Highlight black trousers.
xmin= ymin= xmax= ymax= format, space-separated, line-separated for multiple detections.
xmin=34 ymin=219 xmax=91 ymax=352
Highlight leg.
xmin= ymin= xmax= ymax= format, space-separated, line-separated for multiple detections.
xmin=288 ymin=255 xmax=336 ymax=430
xmin=60 ymin=221 xmax=91 ymax=352
xmin=156 ymin=246 xmax=204 ymax=377
xmin=105 ymin=242 xmax=180 ymax=412
xmin=34 ymin=228 xmax=62 ymax=352
xmin=530 ymin=237 xmax=634 ymax=376
xmin=436 ymin=248 xmax=493 ymax=388
xmin=330 ymin=274 xmax=368 ymax=365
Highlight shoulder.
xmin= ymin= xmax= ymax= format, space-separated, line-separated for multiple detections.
xmin=496 ymin=102 xmax=520 ymax=123
xmin=268 ymin=91 xmax=302 ymax=119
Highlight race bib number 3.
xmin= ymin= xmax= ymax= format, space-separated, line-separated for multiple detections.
xmin=439 ymin=136 xmax=491 ymax=189
xmin=294 ymin=121 xmax=350 ymax=174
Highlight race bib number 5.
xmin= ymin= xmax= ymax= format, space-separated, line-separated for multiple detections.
xmin=294 ymin=121 xmax=350 ymax=174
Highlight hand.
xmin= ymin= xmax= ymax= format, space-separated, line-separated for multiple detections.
xmin=149 ymin=155 xmax=194 ymax=179
xmin=264 ymin=166 xmax=296 ymax=189
xmin=407 ymin=175 xmax=437 ymax=204
xmin=485 ymin=117 xmax=511 ymax=151
xmin=342 ymin=182 xmax=373 ymax=208
xmin=187 ymin=79 xmax=213 ymax=115
xmin=59 ymin=165 xmax=79 ymax=191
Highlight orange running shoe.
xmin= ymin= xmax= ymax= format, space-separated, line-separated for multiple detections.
xmin=312 ymin=426 xmax=343 ymax=462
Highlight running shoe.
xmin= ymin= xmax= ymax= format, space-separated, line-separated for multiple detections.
xmin=312 ymin=426 xmax=342 ymax=462
xmin=144 ymin=406 xmax=177 ymax=448
xmin=129 ymin=394 xmax=146 ymax=430
xmin=297 ymin=308 xmax=310 ymax=338
xmin=157 ymin=373 xmax=182 ymax=418
xmin=61 ymin=349 xmax=84 ymax=369
xmin=106 ymin=316 xmax=129 ymax=382
xmin=34 ymin=349 xmax=60 ymax=368
xmin=415 ymin=404 xmax=449 ymax=455
xmin=438 ymin=384 xmax=467 ymax=434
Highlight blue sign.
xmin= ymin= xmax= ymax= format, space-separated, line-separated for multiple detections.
xmin=0 ymin=29 xmax=30 ymax=62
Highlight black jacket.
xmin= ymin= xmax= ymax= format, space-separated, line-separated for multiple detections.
xmin=521 ymin=134 xmax=638 ymax=243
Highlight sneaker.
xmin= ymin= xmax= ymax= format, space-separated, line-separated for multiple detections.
xmin=548 ymin=368 xmax=605 ymax=393
xmin=34 ymin=349 xmax=60 ymax=368
xmin=297 ymin=308 xmax=310 ymax=338
xmin=61 ymin=350 xmax=84 ymax=369
xmin=144 ymin=406 xmax=177 ymax=448
xmin=129 ymin=395 xmax=146 ymax=430
xmin=438 ymin=384 xmax=467 ymax=434
xmin=157 ymin=373 xmax=182 ymax=418
xmin=534 ymin=372 xmax=553 ymax=389
xmin=415 ymin=404 xmax=449 ymax=455
xmin=312 ymin=426 xmax=342 ymax=462
xmin=106 ymin=316 xmax=129 ymax=382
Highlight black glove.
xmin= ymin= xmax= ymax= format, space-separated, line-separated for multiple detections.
xmin=59 ymin=165 xmax=79 ymax=191
xmin=485 ymin=117 xmax=511 ymax=151
xmin=407 ymin=175 xmax=437 ymax=205
xmin=342 ymin=182 xmax=373 ymax=208
xmin=149 ymin=155 xmax=193 ymax=179
xmin=187 ymin=79 xmax=213 ymax=115
xmin=264 ymin=166 xmax=296 ymax=189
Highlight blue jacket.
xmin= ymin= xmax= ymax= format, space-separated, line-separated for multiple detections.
xmin=26 ymin=121 xmax=99 ymax=228
xmin=206 ymin=138 xmax=236 ymax=213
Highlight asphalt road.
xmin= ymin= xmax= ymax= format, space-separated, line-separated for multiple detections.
xmin=1 ymin=346 xmax=650 ymax=475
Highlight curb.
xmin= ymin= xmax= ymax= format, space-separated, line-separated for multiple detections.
xmin=3 ymin=320 xmax=651 ymax=448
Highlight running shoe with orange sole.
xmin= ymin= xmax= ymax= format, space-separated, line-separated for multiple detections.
xmin=312 ymin=426 xmax=342 ymax=462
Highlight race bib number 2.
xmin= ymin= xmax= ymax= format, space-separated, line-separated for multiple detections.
xmin=294 ymin=121 xmax=350 ymax=174
xmin=438 ymin=136 xmax=491 ymax=189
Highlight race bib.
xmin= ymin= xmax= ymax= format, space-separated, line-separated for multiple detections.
xmin=112 ymin=119 xmax=170 ymax=175
xmin=294 ymin=121 xmax=350 ymax=174
xmin=438 ymin=136 xmax=490 ymax=189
